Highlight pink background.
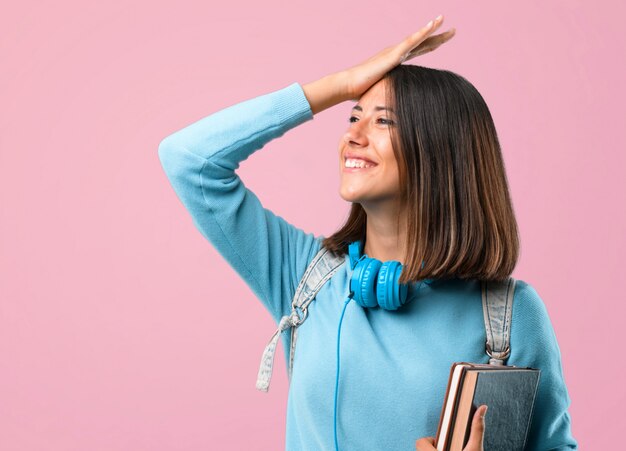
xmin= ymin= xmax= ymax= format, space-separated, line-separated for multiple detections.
xmin=1 ymin=1 xmax=623 ymax=449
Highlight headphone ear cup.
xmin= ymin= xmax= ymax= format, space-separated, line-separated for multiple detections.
xmin=351 ymin=258 xmax=381 ymax=308
xmin=377 ymin=261 xmax=408 ymax=310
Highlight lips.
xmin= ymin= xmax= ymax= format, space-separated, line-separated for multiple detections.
xmin=343 ymin=152 xmax=378 ymax=165
xmin=343 ymin=157 xmax=378 ymax=174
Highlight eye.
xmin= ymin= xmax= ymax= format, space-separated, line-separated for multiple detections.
xmin=348 ymin=116 xmax=395 ymax=125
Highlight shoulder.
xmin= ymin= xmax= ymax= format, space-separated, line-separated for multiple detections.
xmin=511 ymin=279 xmax=553 ymax=328
xmin=292 ymin=236 xmax=331 ymax=286
xmin=298 ymin=237 xmax=348 ymax=284
xmin=293 ymin=233 xmax=325 ymax=273
xmin=509 ymin=278 xmax=563 ymax=364
xmin=306 ymin=236 xmax=326 ymax=266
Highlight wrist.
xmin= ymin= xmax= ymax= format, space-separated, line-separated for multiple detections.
xmin=302 ymin=71 xmax=351 ymax=115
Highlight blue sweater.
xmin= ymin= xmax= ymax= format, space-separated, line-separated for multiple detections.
xmin=158 ymin=82 xmax=578 ymax=450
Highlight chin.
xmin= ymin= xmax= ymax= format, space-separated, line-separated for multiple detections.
xmin=339 ymin=190 xmax=368 ymax=205
xmin=339 ymin=192 xmax=356 ymax=203
xmin=339 ymin=185 xmax=358 ymax=202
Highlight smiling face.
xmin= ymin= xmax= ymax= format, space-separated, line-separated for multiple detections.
xmin=338 ymin=79 xmax=403 ymax=208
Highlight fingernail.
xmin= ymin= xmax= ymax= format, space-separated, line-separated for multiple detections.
xmin=436 ymin=14 xmax=443 ymax=21
xmin=426 ymin=20 xmax=433 ymax=28
xmin=482 ymin=406 xmax=488 ymax=418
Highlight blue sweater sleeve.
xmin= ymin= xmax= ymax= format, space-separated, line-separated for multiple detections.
xmin=509 ymin=281 xmax=578 ymax=450
xmin=157 ymin=82 xmax=322 ymax=324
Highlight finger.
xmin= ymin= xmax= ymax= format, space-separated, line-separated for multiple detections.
xmin=464 ymin=405 xmax=487 ymax=451
xmin=401 ymin=28 xmax=456 ymax=63
xmin=399 ymin=15 xmax=445 ymax=60
xmin=415 ymin=28 xmax=456 ymax=50
xmin=410 ymin=14 xmax=444 ymax=41
xmin=415 ymin=436 xmax=436 ymax=451
xmin=433 ymin=28 xmax=456 ymax=44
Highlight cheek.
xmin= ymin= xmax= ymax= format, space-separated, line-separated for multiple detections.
xmin=383 ymin=154 xmax=402 ymax=188
xmin=380 ymin=149 xmax=400 ymax=174
xmin=385 ymin=166 xmax=401 ymax=190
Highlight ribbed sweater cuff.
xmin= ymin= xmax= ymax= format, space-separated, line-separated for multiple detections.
xmin=272 ymin=82 xmax=314 ymax=129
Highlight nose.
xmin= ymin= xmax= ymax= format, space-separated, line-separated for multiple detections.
xmin=343 ymin=120 xmax=368 ymax=147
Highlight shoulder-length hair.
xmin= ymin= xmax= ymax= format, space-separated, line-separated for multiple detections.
xmin=321 ymin=64 xmax=519 ymax=283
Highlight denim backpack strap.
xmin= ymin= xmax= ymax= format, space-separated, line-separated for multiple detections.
xmin=255 ymin=245 xmax=345 ymax=392
xmin=481 ymin=277 xmax=516 ymax=366
xmin=288 ymin=247 xmax=345 ymax=380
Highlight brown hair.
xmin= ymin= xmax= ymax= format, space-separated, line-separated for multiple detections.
xmin=321 ymin=65 xmax=519 ymax=283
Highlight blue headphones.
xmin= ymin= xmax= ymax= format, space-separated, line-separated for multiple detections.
xmin=347 ymin=240 xmax=409 ymax=310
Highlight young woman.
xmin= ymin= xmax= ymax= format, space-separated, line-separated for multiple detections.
xmin=158 ymin=14 xmax=577 ymax=451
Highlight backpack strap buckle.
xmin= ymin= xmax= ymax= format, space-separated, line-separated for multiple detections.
xmin=290 ymin=305 xmax=308 ymax=327
xmin=486 ymin=342 xmax=511 ymax=365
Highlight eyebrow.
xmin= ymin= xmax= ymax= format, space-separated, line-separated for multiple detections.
xmin=351 ymin=105 xmax=396 ymax=114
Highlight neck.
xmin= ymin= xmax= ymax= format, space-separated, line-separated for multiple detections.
xmin=361 ymin=199 xmax=408 ymax=264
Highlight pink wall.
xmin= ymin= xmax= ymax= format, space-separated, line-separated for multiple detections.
xmin=1 ymin=1 xmax=623 ymax=449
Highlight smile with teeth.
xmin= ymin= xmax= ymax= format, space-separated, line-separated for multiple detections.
xmin=344 ymin=158 xmax=377 ymax=169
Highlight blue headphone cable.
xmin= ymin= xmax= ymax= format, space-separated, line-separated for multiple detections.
xmin=334 ymin=295 xmax=352 ymax=451
xmin=332 ymin=273 xmax=432 ymax=450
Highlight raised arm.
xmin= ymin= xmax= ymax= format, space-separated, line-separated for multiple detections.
xmin=158 ymin=82 xmax=324 ymax=323
xmin=157 ymin=15 xmax=455 ymax=325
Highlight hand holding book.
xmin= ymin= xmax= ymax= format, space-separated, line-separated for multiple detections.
xmin=415 ymin=405 xmax=487 ymax=451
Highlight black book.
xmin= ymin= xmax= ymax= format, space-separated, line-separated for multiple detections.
xmin=435 ymin=362 xmax=540 ymax=451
